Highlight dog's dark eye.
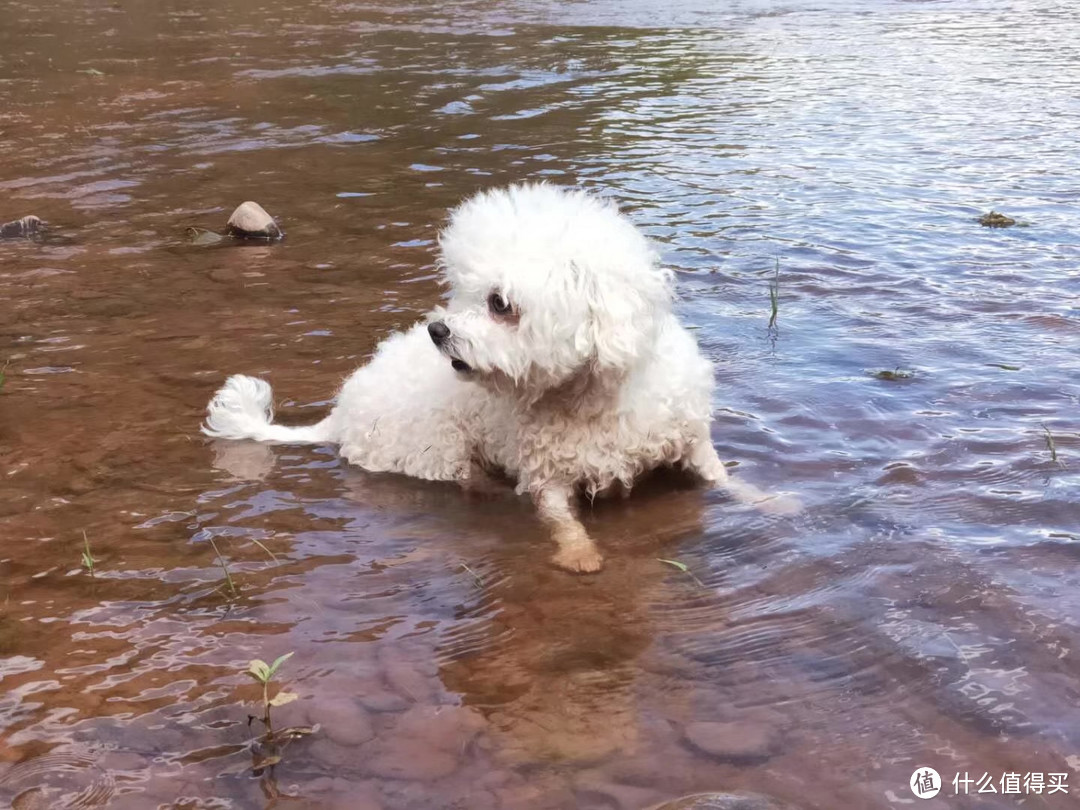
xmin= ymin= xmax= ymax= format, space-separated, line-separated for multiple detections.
xmin=488 ymin=292 xmax=512 ymax=315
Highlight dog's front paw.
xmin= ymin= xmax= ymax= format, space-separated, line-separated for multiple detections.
xmin=551 ymin=545 xmax=605 ymax=574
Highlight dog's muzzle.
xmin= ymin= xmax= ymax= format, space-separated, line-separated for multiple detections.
xmin=427 ymin=321 xmax=471 ymax=372
xmin=428 ymin=321 xmax=450 ymax=345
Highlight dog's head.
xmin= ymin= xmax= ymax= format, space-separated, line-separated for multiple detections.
xmin=428 ymin=183 xmax=672 ymax=396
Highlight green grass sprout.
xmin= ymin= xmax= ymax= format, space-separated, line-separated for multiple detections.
xmin=658 ymin=558 xmax=705 ymax=588
xmin=208 ymin=537 xmax=238 ymax=599
xmin=80 ymin=531 xmax=97 ymax=577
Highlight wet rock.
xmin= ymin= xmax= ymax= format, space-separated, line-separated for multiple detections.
xmin=0 ymin=216 xmax=43 ymax=239
xmin=681 ymin=720 xmax=780 ymax=765
xmin=648 ymin=793 xmax=796 ymax=810
xmin=226 ymin=201 xmax=283 ymax=239
xmin=978 ymin=210 xmax=1016 ymax=228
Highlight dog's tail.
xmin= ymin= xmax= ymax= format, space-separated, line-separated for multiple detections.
xmin=202 ymin=375 xmax=335 ymax=444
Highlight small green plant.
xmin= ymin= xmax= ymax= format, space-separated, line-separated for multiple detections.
xmin=768 ymin=258 xmax=780 ymax=329
xmin=247 ymin=652 xmax=297 ymax=732
xmin=243 ymin=652 xmax=316 ymax=777
xmin=0 ymin=359 xmax=8 ymax=391
xmin=208 ymin=537 xmax=238 ymax=599
xmin=658 ymin=558 xmax=705 ymax=588
xmin=80 ymin=531 xmax=97 ymax=577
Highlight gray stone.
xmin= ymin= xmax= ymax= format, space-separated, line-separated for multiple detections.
xmin=226 ymin=201 xmax=283 ymax=239
xmin=0 ymin=215 xmax=43 ymax=239
xmin=681 ymin=720 xmax=780 ymax=765
xmin=648 ymin=792 xmax=796 ymax=810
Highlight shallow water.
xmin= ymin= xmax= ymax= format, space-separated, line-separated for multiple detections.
xmin=1 ymin=0 xmax=1079 ymax=807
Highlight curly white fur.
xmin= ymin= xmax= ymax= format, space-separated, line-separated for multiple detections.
xmin=203 ymin=183 xmax=796 ymax=572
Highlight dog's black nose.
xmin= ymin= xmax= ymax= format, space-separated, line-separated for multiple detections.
xmin=428 ymin=321 xmax=450 ymax=344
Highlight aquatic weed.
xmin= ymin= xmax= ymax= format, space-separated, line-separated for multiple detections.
xmin=208 ymin=537 xmax=239 ymax=599
xmin=1042 ymin=424 xmax=1059 ymax=464
xmin=768 ymin=258 xmax=780 ymax=329
xmin=80 ymin=531 xmax=97 ymax=577
xmin=658 ymin=558 xmax=705 ymax=588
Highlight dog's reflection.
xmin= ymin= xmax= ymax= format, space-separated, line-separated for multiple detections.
xmin=437 ymin=473 xmax=708 ymax=766
xmin=210 ymin=438 xmax=277 ymax=481
xmin=210 ymin=440 xmax=711 ymax=765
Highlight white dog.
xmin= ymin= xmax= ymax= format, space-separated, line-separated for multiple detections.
xmin=203 ymin=184 xmax=794 ymax=572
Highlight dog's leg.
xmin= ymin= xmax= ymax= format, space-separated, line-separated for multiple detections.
xmin=687 ymin=441 xmax=801 ymax=515
xmin=460 ymin=460 xmax=510 ymax=499
xmin=535 ymin=485 xmax=604 ymax=573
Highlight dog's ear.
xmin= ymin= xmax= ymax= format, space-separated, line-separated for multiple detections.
xmin=574 ymin=259 xmax=673 ymax=372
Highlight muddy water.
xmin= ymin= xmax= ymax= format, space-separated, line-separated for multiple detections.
xmin=1 ymin=0 xmax=1079 ymax=807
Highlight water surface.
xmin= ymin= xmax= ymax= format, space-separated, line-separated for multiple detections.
xmin=1 ymin=0 xmax=1079 ymax=807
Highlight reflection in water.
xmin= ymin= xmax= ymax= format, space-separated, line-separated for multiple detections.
xmin=1 ymin=0 xmax=1079 ymax=807
xmin=440 ymin=481 xmax=708 ymax=768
